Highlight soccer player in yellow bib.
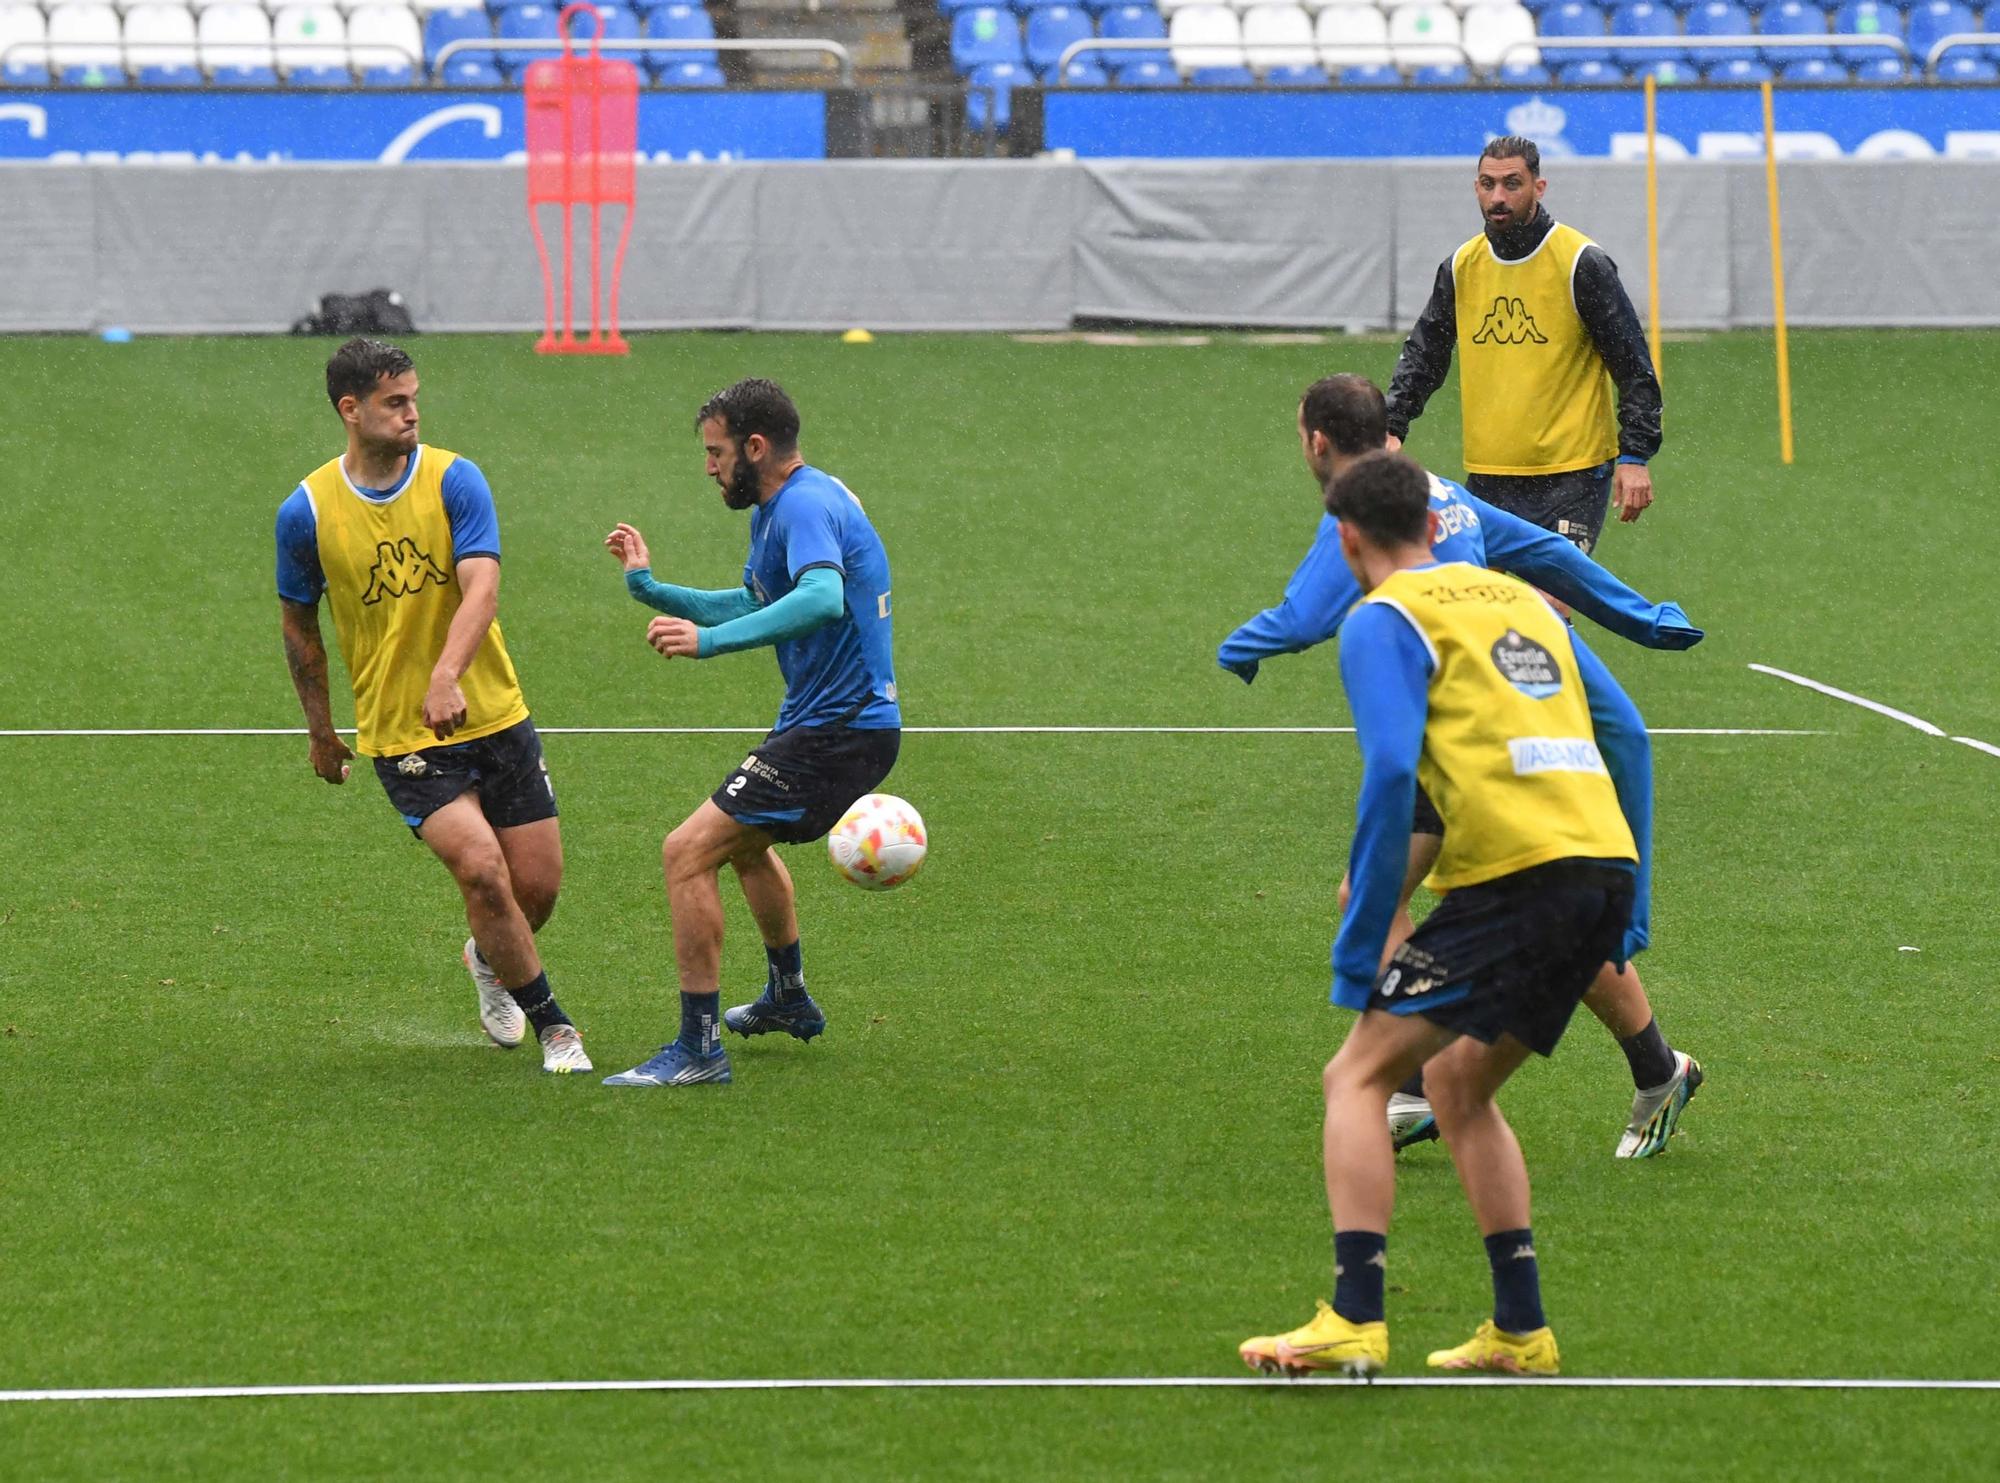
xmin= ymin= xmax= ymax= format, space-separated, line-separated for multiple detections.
xmin=1240 ymin=452 xmax=1652 ymax=1379
xmin=274 ymin=338 xmax=591 ymax=1074
xmin=1384 ymin=134 xmax=1662 ymax=555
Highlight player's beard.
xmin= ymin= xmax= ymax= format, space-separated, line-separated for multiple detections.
xmin=722 ymin=458 xmax=761 ymax=510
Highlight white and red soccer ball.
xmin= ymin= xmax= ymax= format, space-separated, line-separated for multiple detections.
xmin=828 ymin=793 xmax=928 ymax=890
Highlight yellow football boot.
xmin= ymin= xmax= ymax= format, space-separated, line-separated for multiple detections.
xmin=1425 ymin=1319 xmax=1561 ymax=1376
xmin=1239 ymin=1301 xmax=1388 ymax=1379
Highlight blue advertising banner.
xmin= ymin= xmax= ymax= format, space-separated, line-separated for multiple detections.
xmin=1042 ymin=85 xmax=2000 ymax=160
xmin=0 ymin=89 xmax=826 ymax=162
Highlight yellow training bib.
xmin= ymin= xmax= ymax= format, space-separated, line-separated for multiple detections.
xmin=1453 ymin=223 xmax=1619 ymax=477
xmin=1363 ymin=562 xmax=1635 ymax=891
xmin=299 ymin=445 xmax=528 ymax=758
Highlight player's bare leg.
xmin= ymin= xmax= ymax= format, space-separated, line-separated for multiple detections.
xmin=496 ymin=816 xmax=563 ymax=932
xmin=423 ymin=795 xmax=542 ymax=987
xmin=725 ymin=837 xmax=825 ymax=1042
xmin=731 ymin=845 xmax=799 ymax=952
xmin=1339 ymin=835 xmax=1444 ymax=1148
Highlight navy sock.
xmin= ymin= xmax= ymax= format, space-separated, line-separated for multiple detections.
xmin=1619 ymin=1018 xmax=1677 ymax=1090
xmin=1396 ymin=1068 xmax=1427 ymax=1099
xmin=1483 ymin=1228 xmax=1546 ymax=1334
xmin=1332 ymin=1231 xmax=1388 ymax=1325
xmin=766 ymin=940 xmax=806 ymax=1002
xmin=679 ymin=991 xmax=721 ymax=1055
xmin=506 ymin=971 xmax=571 ymax=1034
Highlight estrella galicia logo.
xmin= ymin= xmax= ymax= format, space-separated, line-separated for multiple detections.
xmin=396 ymin=753 xmax=430 ymax=777
xmin=362 ymin=538 xmax=450 ymax=605
xmin=1492 ymin=629 xmax=1562 ymax=698
xmin=1472 ymin=296 xmax=1548 ymax=346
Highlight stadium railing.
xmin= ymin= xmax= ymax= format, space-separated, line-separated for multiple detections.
xmin=430 ymin=36 xmax=857 ymax=87
xmin=3 ymin=37 xmax=425 ymax=81
xmin=1503 ymin=34 xmax=1914 ymax=71
xmin=1924 ymin=33 xmax=2000 ymax=77
xmin=1053 ymin=36 xmax=1473 ymax=80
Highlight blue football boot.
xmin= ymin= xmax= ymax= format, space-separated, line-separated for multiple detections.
xmin=602 ymin=1041 xmax=733 ymax=1087
xmin=723 ymin=984 xmax=827 ymax=1042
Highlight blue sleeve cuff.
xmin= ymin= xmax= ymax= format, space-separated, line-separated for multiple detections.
xmin=1617 ymin=455 xmax=1648 ymax=466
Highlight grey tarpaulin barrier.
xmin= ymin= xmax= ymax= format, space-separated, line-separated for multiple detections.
xmin=4 ymin=159 xmax=2000 ymax=333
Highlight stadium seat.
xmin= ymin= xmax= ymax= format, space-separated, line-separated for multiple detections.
xmin=495 ymin=2 xmax=559 ymax=77
xmin=1025 ymin=5 xmax=1092 ymax=74
xmin=1413 ymin=57 xmax=1469 ymax=76
xmin=642 ymin=3 xmax=716 ymax=73
xmin=1460 ymin=3 xmax=1537 ymax=70
xmin=1191 ymin=60 xmax=1257 ymax=77
xmin=0 ymin=4 xmax=49 ymax=84
xmin=1314 ymin=3 xmax=1390 ymax=67
xmin=1515 ymin=0 xmax=1565 ymax=13
xmin=1832 ymin=0 xmax=1901 ymax=63
xmin=1777 ymin=53 xmax=1844 ymax=75
xmin=1937 ymin=50 xmax=1998 ymax=74
xmin=422 ymin=5 xmax=488 ymax=73
xmin=274 ymin=4 xmax=350 ymax=82
xmin=1633 ymin=54 xmax=1692 ymax=76
xmin=1497 ymin=57 xmax=1552 ymax=77
xmin=1012 ymin=0 xmax=1076 ymax=12
xmin=1262 ymin=59 xmax=1330 ymax=77
xmin=1758 ymin=0 xmax=1832 ymax=62
xmin=951 ymin=7 xmax=1024 ymax=71
xmin=1388 ymin=3 xmax=1461 ymax=66
xmin=1241 ymin=3 xmax=1316 ymax=71
xmin=966 ymin=58 xmax=1025 ymax=128
xmin=122 ymin=3 xmax=200 ymax=84
xmin=653 ymin=57 xmax=722 ymax=82
xmin=1117 ymin=55 xmax=1182 ymax=79
xmin=1685 ymin=0 xmax=1756 ymax=64
xmin=1705 ymin=53 xmax=1772 ymax=74
xmin=1908 ymin=0 xmax=1980 ymax=64
xmin=49 ymin=2 xmax=122 ymax=83
xmin=1336 ymin=58 xmax=1403 ymax=79
xmin=1155 ymin=0 xmax=1212 ymax=12
xmin=199 ymin=2 xmax=277 ymax=80
xmin=589 ymin=4 xmax=641 ymax=45
xmin=1537 ymin=2 xmax=1611 ymax=66
xmin=1553 ymin=54 xmax=1624 ymax=76
xmin=1099 ymin=0 xmax=1169 ymax=71
xmin=1169 ymin=4 xmax=1245 ymax=70
xmin=348 ymin=3 xmax=420 ymax=81
xmin=1052 ymin=53 xmax=1109 ymax=80
xmin=1609 ymin=1 xmax=1681 ymax=64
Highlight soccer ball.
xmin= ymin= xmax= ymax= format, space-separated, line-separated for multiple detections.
xmin=828 ymin=794 xmax=928 ymax=891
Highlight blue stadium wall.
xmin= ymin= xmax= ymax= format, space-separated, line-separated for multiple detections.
xmin=3 ymin=83 xmax=1999 ymax=161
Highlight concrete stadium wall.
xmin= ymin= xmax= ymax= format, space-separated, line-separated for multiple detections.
xmin=4 ymin=159 xmax=1998 ymax=334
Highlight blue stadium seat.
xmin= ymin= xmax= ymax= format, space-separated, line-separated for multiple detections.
xmin=438 ymin=54 xmax=504 ymax=84
xmin=1517 ymin=0 xmax=1565 ymax=14
xmin=424 ymin=6 xmax=491 ymax=72
xmin=1497 ymin=59 xmax=1553 ymax=80
xmin=1025 ymin=5 xmax=1092 ymax=74
xmin=288 ymin=64 xmax=354 ymax=86
xmin=1936 ymin=50 xmax=1998 ymax=74
xmin=1116 ymin=57 xmax=1180 ymax=83
xmin=1685 ymin=0 xmax=1757 ymax=63
xmin=135 ymin=63 xmax=202 ymax=85
xmin=1413 ymin=59 xmax=1470 ymax=81
xmin=1777 ymin=54 xmax=1845 ymax=75
xmin=1833 ymin=0 xmax=1902 ymax=62
xmin=967 ymin=58 xmax=1025 ymax=128
xmin=643 ymin=3 xmax=717 ymax=73
xmin=1099 ymin=4 xmax=1168 ymax=72
xmin=1907 ymin=0 xmax=1980 ymax=63
xmin=1554 ymin=56 xmax=1626 ymax=78
xmin=1263 ymin=62 xmax=1330 ymax=83
xmin=1705 ymin=53 xmax=1774 ymax=74
xmin=1053 ymin=54 xmax=1108 ymax=82
xmin=361 ymin=59 xmax=417 ymax=85
xmin=211 ymin=62 xmax=281 ymax=85
xmin=1633 ymin=55 xmax=1695 ymax=76
xmin=497 ymin=4 xmax=560 ymax=77
xmin=1540 ymin=3 xmax=1613 ymax=66
xmin=951 ymin=7 xmax=1024 ymax=71
xmin=1759 ymin=0 xmax=1832 ymax=61
xmin=1192 ymin=63 xmax=1256 ymax=83
xmin=62 ymin=63 xmax=125 ymax=85
xmin=1853 ymin=52 xmax=1908 ymax=74
xmin=654 ymin=58 xmax=722 ymax=83
xmin=1338 ymin=61 xmax=1403 ymax=83
xmin=591 ymin=5 xmax=641 ymax=43
xmin=1610 ymin=2 xmax=1682 ymax=65
xmin=1011 ymin=0 xmax=1076 ymax=12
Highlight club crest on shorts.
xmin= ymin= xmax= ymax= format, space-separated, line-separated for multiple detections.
xmin=397 ymin=753 xmax=430 ymax=777
xmin=1491 ymin=630 xmax=1562 ymax=699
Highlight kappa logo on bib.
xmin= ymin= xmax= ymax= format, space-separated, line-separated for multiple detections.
xmin=1471 ymin=296 xmax=1548 ymax=347
xmin=1491 ymin=630 xmax=1563 ymax=699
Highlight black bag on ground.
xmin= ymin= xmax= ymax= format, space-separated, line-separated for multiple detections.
xmin=291 ymin=289 xmax=417 ymax=337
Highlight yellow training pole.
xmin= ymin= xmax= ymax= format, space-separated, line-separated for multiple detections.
xmin=1761 ymin=80 xmax=1795 ymax=465
xmin=1644 ymin=73 xmax=1663 ymax=384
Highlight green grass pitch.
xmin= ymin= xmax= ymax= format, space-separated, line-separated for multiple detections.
xmin=1 ymin=330 xmax=1996 ymax=1479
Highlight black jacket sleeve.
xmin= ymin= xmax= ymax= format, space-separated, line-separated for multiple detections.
xmin=1383 ymin=259 xmax=1456 ymax=441
xmin=1573 ymin=246 xmax=1664 ymax=462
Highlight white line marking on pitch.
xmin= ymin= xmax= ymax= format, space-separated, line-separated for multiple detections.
xmin=1748 ymin=664 xmax=1945 ymax=737
xmin=0 ymin=726 xmax=1828 ymax=739
xmin=3 ymin=1376 xmax=1995 ymax=1404
xmin=1951 ymin=736 xmax=2000 ymax=758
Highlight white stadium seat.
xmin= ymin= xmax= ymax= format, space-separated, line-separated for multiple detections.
xmin=1388 ymin=2 xmax=1461 ymax=66
xmin=197 ymin=1 xmax=273 ymax=67
xmin=1168 ymin=3 xmax=1245 ymax=70
xmin=1313 ymin=4 xmax=1389 ymax=66
xmin=1155 ymin=0 xmax=1216 ymax=14
xmin=346 ymin=2 xmax=419 ymax=70
xmin=274 ymin=3 xmax=347 ymax=71
xmin=1461 ymin=2 xmax=1536 ymax=68
xmin=48 ymin=4 xmax=122 ymax=69
xmin=0 ymin=4 xmax=49 ymax=79
xmin=1242 ymin=2 xmax=1316 ymax=69
xmin=122 ymin=3 xmax=197 ymax=67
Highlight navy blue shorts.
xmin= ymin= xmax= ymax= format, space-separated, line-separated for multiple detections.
xmin=713 ymin=722 xmax=900 ymax=845
xmin=373 ymin=717 xmax=557 ymax=836
xmin=1467 ymin=463 xmax=1615 ymax=555
xmin=1369 ymin=858 xmax=1634 ymax=1057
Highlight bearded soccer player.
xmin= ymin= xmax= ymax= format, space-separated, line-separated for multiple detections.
xmin=1240 ymin=452 xmax=1651 ymax=1380
xmin=1385 ymin=135 xmax=1663 ymax=554
xmin=275 ymin=337 xmax=591 ymax=1074
xmin=602 ymin=378 xmax=900 ymax=1089
xmin=1221 ymin=375 xmax=1701 ymax=1159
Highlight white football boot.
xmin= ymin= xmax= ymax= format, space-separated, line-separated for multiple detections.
xmin=464 ymin=938 xmax=526 ymax=1048
xmin=1616 ymin=1052 xmax=1705 ymax=1159
xmin=539 ymin=1023 xmax=593 ymax=1075
xmin=1388 ymin=1091 xmax=1440 ymax=1151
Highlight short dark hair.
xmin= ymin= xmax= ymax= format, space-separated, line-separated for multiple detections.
xmin=1480 ymin=136 xmax=1542 ymax=178
xmin=326 ymin=337 xmax=414 ymax=410
xmin=1300 ymin=374 xmax=1388 ymax=457
xmin=1329 ymin=451 xmax=1431 ymax=548
xmin=696 ymin=378 xmax=801 ymax=452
